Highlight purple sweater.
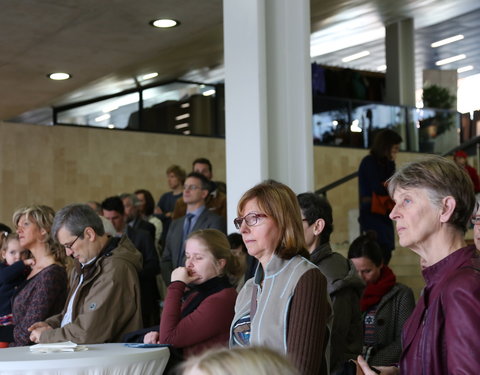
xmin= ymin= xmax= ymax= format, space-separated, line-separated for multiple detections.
xmin=10 ymin=264 xmax=68 ymax=346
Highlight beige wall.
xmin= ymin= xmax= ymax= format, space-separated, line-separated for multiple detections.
xmin=313 ymin=146 xmax=422 ymax=246
xmin=0 ymin=120 xmax=421 ymax=245
xmin=0 ymin=122 xmax=226 ymax=226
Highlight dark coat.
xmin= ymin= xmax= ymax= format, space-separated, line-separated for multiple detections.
xmin=310 ymin=243 xmax=365 ymax=374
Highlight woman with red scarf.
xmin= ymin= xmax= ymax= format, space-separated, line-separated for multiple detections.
xmin=348 ymin=232 xmax=414 ymax=367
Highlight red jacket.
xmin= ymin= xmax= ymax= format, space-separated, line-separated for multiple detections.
xmin=160 ymin=280 xmax=237 ymax=358
xmin=400 ymin=246 xmax=480 ymax=374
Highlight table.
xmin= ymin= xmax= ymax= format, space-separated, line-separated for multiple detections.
xmin=0 ymin=343 xmax=170 ymax=375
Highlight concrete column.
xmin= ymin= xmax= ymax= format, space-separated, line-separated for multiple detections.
xmin=385 ymin=18 xmax=416 ymax=107
xmin=223 ymin=0 xmax=313 ymax=232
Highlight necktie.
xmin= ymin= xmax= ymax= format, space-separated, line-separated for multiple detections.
xmin=178 ymin=213 xmax=195 ymax=266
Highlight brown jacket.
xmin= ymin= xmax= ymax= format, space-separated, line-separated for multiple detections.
xmin=41 ymin=236 xmax=143 ymax=344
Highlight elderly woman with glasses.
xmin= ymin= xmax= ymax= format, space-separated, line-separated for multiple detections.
xmin=357 ymin=155 xmax=480 ymax=375
xmin=230 ymin=180 xmax=331 ymax=375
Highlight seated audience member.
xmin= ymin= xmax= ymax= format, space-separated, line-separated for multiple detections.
xmin=0 ymin=234 xmax=33 ymax=328
xmin=102 ymin=196 xmax=160 ymax=327
xmin=173 ymin=158 xmax=227 ymax=220
xmin=0 ymin=205 xmax=68 ymax=346
xmin=28 ymin=204 xmax=143 ymax=344
xmin=227 ymin=233 xmax=257 ymax=291
xmin=135 ymin=189 xmax=163 ymax=248
xmin=230 ymin=180 xmax=331 ymax=375
xmin=144 ymin=229 xmax=240 ymax=365
xmin=358 ymin=156 xmax=480 ymax=374
xmin=297 ymin=192 xmax=365 ymax=375
xmin=181 ymin=346 xmax=299 ymax=375
xmin=348 ymin=232 xmax=415 ymax=367
xmin=120 ymin=193 xmax=156 ymax=242
xmin=161 ymin=172 xmax=226 ymax=284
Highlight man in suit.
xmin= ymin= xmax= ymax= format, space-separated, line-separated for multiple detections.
xmin=101 ymin=196 xmax=160 ymax=327
xmin=172 ymin=158 xmax=227 ymax=220
xmin=160 ymin=172 xmax=226 ymax=284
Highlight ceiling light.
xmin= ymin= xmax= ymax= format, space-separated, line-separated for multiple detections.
xmin=342 ymin=51 xmax=370 ymax=63
xmin=435 ymin=54 xmax=466 ymax=66
xmin=202 ymin=89 xmax=216 ymax=96
xmin=431 ymin=34 xmax=464 ymax=48
xmin=377 ymin=65 xmax=387 ymax=71
xmin=457 ymin=65 xmax=474 ymax=73
xmin=140 ymin=72 xmax=158 ymax=81
xmin=48 ymin=72 xmax=71 ymax=80
xmin=150 ymin=19 xmax=179 ymax=28
xmin=107 ymin=124 xmax=115 ymax=129
xmin=95 ymin=114 xmax=110 ymax=122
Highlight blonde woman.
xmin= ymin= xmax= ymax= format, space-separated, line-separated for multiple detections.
xmin=182 ymin=346 xmax=299 ymax=375
xmin=143 ymin=229 xmax=241 ymax=361
xmin=0 ymin=205 xmax=67 ymax=346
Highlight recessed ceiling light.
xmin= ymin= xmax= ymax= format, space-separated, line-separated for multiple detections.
xmin=342 ymin=51 xmax=370 ymax=63
xmin=48 ymin=72 xmax=71 ymax=80
xmin=140 ymin=72 xmax=158 ymax=81
xmin=431 ymin=34 xmax=464 ymax=48
xmin=202 ymin=89 xmax=216 ymax=96
xmin=377 ymin=64 xmax=387 ymax=71
xmin=150 ymin=19 xmax=179 ymax=28
xmin=457 ymin=65 xmax=474 ymax=73
xmin=435 ymin=54 xmax=466 ymax=66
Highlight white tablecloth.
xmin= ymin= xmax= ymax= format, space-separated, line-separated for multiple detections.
xmin=0 ymin=343 xmax=170 ymax=375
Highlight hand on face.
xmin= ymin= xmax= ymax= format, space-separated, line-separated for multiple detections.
xmin=171 ymin=266 xmax=200 ymax=284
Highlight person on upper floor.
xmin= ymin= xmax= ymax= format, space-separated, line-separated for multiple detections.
xmin=357 ymin=155 xmax=480 ymax=375
xmin=453 ymin=150 xmax=480 ymax=194
xmin=230 ymin=180 xmax=331 ymax=375
xmin=102 ymin=196 xmax=160 ymax=327
xmin=348 ymin=232 xmax=414 ymax=368
xmin=0 ymin=205 xmax=68 ymax=346
xmin=28 ymin=204 xmax=143 ymax=344
xmin=358 ymin=128 xmax=403 ymax=265
xmin=297 ymin=192 xmax=365 ymax=375
xmin=160 ymin=172 xmax=226 ymax=285
xmin=173 ymin=158 xmax=227 ymax=220
xmin=0 ymin=233 xmax=33 ymax=328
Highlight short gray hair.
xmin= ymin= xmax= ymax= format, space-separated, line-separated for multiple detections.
xmin=388 ymin=155 xmax=475 ymax=233
xmin=52 ymin=204 xmax=105 ymax=239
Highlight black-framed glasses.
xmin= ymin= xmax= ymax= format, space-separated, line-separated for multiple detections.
xmin=471 ymin=216 xmax=480 ymax=225
xmin=233 ymin=213 xmax=267 ymax=229
xmin=63 ymin=234 xmax=80 ymax=250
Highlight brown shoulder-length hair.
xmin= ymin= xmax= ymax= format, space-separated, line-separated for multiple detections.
xmin=237 ymin=180 xmax=309 ymax=260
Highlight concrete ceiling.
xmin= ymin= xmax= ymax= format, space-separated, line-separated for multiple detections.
xmin=1 ymin=0 xmax=479 ymax=121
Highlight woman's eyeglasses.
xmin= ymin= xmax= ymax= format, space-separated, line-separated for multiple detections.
xmin=233 ymin=213 xmax=267 ymax=229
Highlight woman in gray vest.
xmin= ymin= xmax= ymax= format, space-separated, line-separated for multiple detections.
xmin=230 ymin=180 xmax=332 ymax=375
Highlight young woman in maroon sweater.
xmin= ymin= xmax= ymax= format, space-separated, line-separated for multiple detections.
xmin=143 ymin=229 xmax=240 ymax=358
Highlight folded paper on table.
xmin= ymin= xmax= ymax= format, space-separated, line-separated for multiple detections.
xmin=30 ymin=341 xmax=88 ymax=353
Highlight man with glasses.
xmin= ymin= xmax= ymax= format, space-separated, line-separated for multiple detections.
xmin=172 ymin=158 xmax=227 ymax=220
xmin=160 ymin=172 xmax=226 ymax=284
xmin=28 ymin=204 xmax=143 ymax=344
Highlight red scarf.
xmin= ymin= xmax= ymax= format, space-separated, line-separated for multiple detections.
xmin=360 ymin=265 xmax=396 ymax=312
